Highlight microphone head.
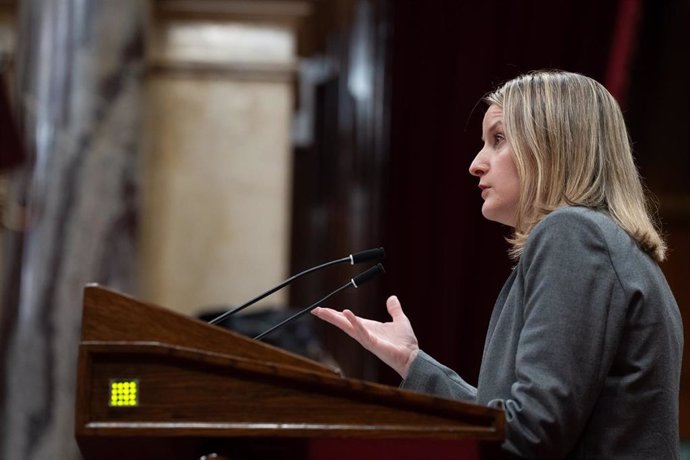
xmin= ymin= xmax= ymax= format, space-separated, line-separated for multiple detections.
xmin=351 ymin=247 xmax=385 ymax=264
xmin=352 ymin=263 xmax=385 ymax=288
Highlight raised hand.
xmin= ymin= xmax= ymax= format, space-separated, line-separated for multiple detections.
xmin=311 ymin=295 xmax=419 ymax=378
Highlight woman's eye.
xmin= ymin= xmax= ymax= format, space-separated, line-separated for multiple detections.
xmin=494 ymin=133 xmax=504 ymax=145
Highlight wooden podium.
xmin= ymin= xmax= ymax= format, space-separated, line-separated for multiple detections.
xmin=75 ymin=285 xmax=504 ymax=460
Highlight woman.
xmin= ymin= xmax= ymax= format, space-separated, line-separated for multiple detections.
xmin=312 ymin=71 xmax=683 ymax=459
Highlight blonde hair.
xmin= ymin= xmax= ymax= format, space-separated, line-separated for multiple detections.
xmin=485 ymin=70 xmax=666 ymax=262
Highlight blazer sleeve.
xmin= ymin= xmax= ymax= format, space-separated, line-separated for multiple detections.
xmin=400 ymin=350 xmax=478 ymax=401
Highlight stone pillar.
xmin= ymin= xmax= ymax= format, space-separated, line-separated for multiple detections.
xmin=0 ymin=1 xmax=145 ymax=458
xmin=141 ymin=3 xmax=308 ymax=316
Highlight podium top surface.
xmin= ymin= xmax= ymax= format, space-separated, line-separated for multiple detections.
xmin=81 ymin=285 xmax=338 ymax=375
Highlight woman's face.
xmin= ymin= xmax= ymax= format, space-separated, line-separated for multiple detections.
xmin=469 ymin=104 xmax=520 ymax=227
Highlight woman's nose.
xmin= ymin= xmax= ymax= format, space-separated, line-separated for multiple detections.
xmin=469 ymin=150 xmax=487 ymax=177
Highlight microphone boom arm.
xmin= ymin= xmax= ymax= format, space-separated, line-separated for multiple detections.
xmin=254 ymin=263 xmax=385 ymax=341
xmin=208 ymin=248 xmax=384 ymax=326
xmin=208 ymin=258 xmax=347 ymax=325
xmin=254 ymin=282 xmax=351 ymax=341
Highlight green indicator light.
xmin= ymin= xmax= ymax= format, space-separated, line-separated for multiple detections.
xmin=108 ymin=379 xmax=139 ymax=407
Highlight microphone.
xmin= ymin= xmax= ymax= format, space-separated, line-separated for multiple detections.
xmin=254 ymin=263 xmax=385 ymax=341
xmin=208 ymin=248 xmax=385 ymax=325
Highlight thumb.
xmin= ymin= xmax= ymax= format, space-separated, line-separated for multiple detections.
xmin=386 ymin=295 xmax=406 ymax=320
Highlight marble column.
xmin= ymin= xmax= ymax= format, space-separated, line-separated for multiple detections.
xmin=0 ymin=1 xmax=145 ymax=459
xmin=141 ymin=12 xmax=298 ymax=317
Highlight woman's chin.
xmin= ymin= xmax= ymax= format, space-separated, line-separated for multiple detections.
xmin=481 ymin=206 xmax=516 ymax=228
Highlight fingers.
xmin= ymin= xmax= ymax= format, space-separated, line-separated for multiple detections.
xmin=311 ymin=307 xmax=355 ymax=334
xmin=343 ymin=309 xmax=375 ymax=348
xmin=313 ymin=307 xmax=372 ymax=346
xmin=343 ymin=309 xmax=368 ymax=336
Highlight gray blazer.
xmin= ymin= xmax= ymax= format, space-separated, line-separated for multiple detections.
xmin=401 ymin=207 xmax=683 ymax=459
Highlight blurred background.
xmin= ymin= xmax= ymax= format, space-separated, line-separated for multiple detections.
xmin=0 ymin=0 xmax=688 ymax=458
